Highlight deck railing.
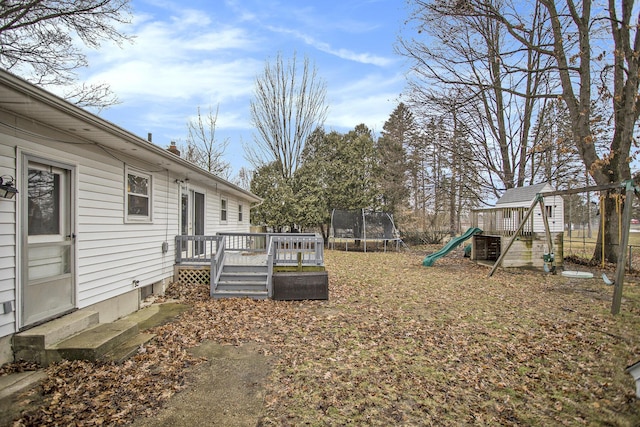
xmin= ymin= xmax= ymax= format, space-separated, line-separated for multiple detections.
xmin=175 ymin=235 xmax=223 ymax=264
xmin=176 ymin=233 xmax=324 ymax=266
xmin=471 ymin=207 xmax=534 ymax=236
xmin=271 ymin=234 xmax=324 ymax=266
xmin=177 ymin=232 xmax=324 ymax=299
xmin=210 ymin=238 xmax=226 ymax=296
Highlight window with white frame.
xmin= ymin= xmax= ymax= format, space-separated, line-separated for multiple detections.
xmin=220 ymin=197 xmax=227 ymax=222
xmin=125 ymin=167 xmax=152 ymax=222
xmin=238 ymin=204 xmax=243 ymax=222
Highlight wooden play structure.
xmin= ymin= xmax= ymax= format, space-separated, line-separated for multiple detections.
xmin=471 ymin=183 xmax=565 ymax=272
xmin=473 ymin=180 xmax=639 ymax=315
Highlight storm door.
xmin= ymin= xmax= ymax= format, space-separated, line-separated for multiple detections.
xmin=193 ymin=192 xmax=205 ymax=255
xmin=22 ymin=159 xmax=75 ymax=327
xmin=180 ymin=189 xmax=205 ymax=257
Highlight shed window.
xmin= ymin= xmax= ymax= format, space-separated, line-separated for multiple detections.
xmin=545 ymin=205 xmax=553 ymax=218
xmin=238 ymin=204 xmax=243 ymax=222
xmin=125 ymin=167 xmax=152 ymax=222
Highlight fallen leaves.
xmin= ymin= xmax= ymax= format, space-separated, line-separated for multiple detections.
xmin=4 ymin=248 xmax=640 ymax=425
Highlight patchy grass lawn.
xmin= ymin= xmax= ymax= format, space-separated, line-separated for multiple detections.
xmin=6 ymin=249 xmax=640 ymax=426
xmin=259 ymin=250 xmax=640 ymax=426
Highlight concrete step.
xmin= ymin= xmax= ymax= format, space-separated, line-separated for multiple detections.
xmin=46 ymin=318 xmax=139 ymax=365
xmin=126 ymin=302 xmax=190 ymax=330
xmin=101 ymin=332 xmax=156 ymax=363
xmin=14 ymin=310 xmax=99 ymax=351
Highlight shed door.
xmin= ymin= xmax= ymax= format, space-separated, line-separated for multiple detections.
xmin=22 ymin=160 xmax=75 ymax=327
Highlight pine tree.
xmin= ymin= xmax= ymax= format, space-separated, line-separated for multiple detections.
xmin=377 ymin=103 xmax=413 ymax=217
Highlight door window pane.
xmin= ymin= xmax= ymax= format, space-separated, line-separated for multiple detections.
xmin=28 ymin=169 xmax=60 ymax=235
xmin=181 ymin=193 xmax=188 ymax=235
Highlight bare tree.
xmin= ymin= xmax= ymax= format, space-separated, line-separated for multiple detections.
xmin=399 ymin=0 xmax=553 ymax=193
xmin=233 ymin=167 xmax=253 ymax=191
xmin=464 ymin=0 xmax=640 ymax=262
xmin=185 ymin=105 xmax=231 ymax=179
xmin=0 ymin=0 xmax=132 ymax=109
xmin=248 ymin=52 xmax=328 ymax=180
xmin=402 ymin=0 xmax=640 ymax=263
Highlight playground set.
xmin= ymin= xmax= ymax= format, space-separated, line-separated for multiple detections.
xmin=419 ymin=180 xmax=640 ymax=397
xmin=422 ymin=183 xmax=564 ymax=269
xmin=421 ymin=180 xmax=640 ymax=316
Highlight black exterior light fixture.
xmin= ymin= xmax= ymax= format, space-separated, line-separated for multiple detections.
xmin=0 ymin=175 xmax=18 ymax=199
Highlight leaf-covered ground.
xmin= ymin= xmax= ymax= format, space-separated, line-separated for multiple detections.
xmin=5 ymin=249 xmax=640 ymax=426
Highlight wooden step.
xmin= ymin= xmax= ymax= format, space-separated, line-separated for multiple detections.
xmin=222 ymin=265 xmax=268 ymax=273
xmin=219 ymin=272 xmax=268 ymax=283
xmin=212 ymin=289 xmax=269 ymax=300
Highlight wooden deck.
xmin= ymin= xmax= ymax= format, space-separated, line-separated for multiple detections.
xmin=224 ymin=252 xmax=268 ymax=266
xmin=175 ymin=233 xmax=325 ymax=299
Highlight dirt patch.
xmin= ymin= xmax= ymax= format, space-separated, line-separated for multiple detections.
xmin=130 ymin=341 xmax=272 ymax=427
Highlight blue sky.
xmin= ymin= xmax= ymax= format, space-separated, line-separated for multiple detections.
xmin=80 ymin=0 xmax=409 ymax=178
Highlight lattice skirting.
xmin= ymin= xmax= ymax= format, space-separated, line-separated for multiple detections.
xmin=176 ymin=267 xmax=210 ymax=285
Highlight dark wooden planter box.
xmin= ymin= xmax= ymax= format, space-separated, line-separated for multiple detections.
xmin=272 ymin=272 xmax=329 ymax=300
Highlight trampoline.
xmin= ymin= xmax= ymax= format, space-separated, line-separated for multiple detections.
xmin=329 ymin=209 xmax=401 ymax=252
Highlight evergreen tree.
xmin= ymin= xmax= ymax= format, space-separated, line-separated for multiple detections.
xmin=293 ymin=125 xmax=380 ymax=238
xmin=377 ymin=103 xmax=412 ymax=218
xmin=250 ymin=161 xmax=295 ymax=232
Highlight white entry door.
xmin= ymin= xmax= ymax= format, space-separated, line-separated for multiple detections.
xmin=21 ymin=159 xmax=75 ymax=327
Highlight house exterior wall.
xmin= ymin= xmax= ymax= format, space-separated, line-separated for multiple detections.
xmin=0 ymin=142 xmax=17 ymax=340
xmin=0 ymin=109 xmax=255 ymax=360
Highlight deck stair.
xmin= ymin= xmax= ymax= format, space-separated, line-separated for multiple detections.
xmin=12 ymin=303 xmax=187 ymax=366
xmin=213 ymin=263 xmax=269 ymax=299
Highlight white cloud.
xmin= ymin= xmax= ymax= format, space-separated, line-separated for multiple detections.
xmin=83 ymin=4 xmax=264 ymax=108
xmin=266 ymin=26 xmax=394 ymax=67
xmin=87 ymin=57 xmax=260 ymax=103
xmin=326 ymin=73 xmax=404 ymax=130
xmin=76 ymin=0 xmax=408 ymax=173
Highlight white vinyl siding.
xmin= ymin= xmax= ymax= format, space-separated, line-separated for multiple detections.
xmin=0 ymin=143 xmax=16 ymax=337
xmin=76 ymin=161 xmax=176 ymax=307
xmin=0 ymin=123 xmax=256 ymax=338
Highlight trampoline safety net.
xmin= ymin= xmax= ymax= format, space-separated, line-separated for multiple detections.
xmin=330 ymin=209 xmax=397 ymax=240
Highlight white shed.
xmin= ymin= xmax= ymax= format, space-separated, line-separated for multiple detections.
xmin=495 ymin=183 xmax=564 ymax=234
xmin=0 ymin=70 xmax=261 ymax=364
